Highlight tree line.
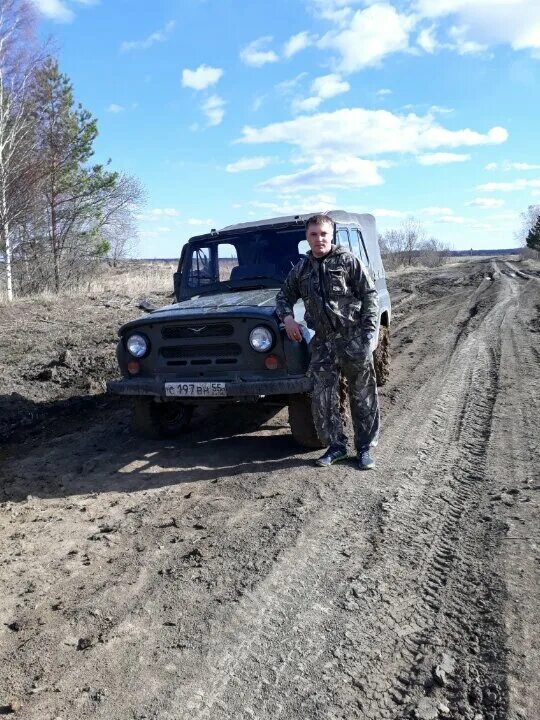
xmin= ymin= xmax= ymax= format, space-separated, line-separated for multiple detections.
xmin=0 ymin=0 xmax=143 ymax=301
xmin=378 ymin=217 xmax=450 ymax=269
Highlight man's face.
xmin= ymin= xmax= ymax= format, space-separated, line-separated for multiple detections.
xmin=306 ymin=220 xmax=334 ymax=258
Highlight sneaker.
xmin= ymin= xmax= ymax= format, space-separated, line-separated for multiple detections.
xmin=315 ymin=445 xmax=348 ymax=467
xmin=358 ymin=449 xmax=375 ymax=470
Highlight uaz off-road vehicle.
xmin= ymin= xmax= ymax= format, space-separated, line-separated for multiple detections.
xmin=107 ymin=211 xmax=391 ymax=447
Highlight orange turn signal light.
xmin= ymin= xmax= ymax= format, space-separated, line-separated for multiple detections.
xmin=127 ymin=361 xmax=140 ymax=375
xmin=264 ymin=354 xmax=280 ymax=370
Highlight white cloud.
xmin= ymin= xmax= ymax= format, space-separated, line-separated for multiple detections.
xmin=238 ymin=108 xmax=508 ymax=157
xmin=257 ymin=156 xmax=384 ymax=193
xmin=294 ymin=97 xmax=323 ymax=113
xmin=312 ymin=73 xmax=350 ymax=99
xmin=508 ymin=162 xmax=540 ymax=170
xmin=106 ymin=103 xmax=124 ymax=114
xmin=120 ymin=20 xmax=175 ymax=52
xmin=374 ymin=208 xmax=408 ymax=218
xmin=447 ymin=24 xmax=487 ymax=54
xmin=466 ymin=198 xmax=505 ymax=208
xmin=249 ymin=192 xmax=337 ymax=216
xmin=417 ymin=25 xmax=438 ymax=53
xmin=477 ymin=178 xmax=540 ymax=192
xmin=140 ymin=228 xmax=174 ymax=239
xmin=275 ymin=73 xmax=309 ymax=95
xmin=32 ymin=0 xmax=72 ymax=21
xmin=151 ymin=208 xmax=180 ymax=217
xmin=309 ymin=0 xmax=364 ymax=24
xmin=485 ymin=161 xmax=540 ymax=171
xmin=182 ymin=65 xmax=223 ymax=91
xmin=436 ymin=214 xmax=468 ymax=224
xmin=415 ymin=0 xmax=540 ymax=55
xmin=136 ymin=208 xmax=181 ymax=221
xmin=187 ymin=218 xmax=213 ymax=226
xmin=226 ymin=156 xmax=273 ymax=173
xmin=240 ymin=36 xmax=279 ymax=67
xmin=202 ymin=95 xmax=225 ymax=126
xmin=283 ymin=31 xmax=312 ymax=58
xmin=32 ymin=0 xmax=98 ymax=21
xmin=417 ymin=152 xmax=471 ymax=165
xmin=293 ymin=73 xmax=350 ymax=113
xmin=428 ymin=105 xmax=454 ymax=115
xmin=319 ymin=4 xmax=415 ymax=73
xmin=376 ymin=88 xmax=392 ymax=96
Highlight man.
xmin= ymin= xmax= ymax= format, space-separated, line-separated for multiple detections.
xmin=276 ymin=214 xmax=380 ymax=469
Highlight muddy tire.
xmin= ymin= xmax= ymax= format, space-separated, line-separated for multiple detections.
xmin=131 ymin=398 xmax=194 ymax=438
xmin=288 ymin=393 xmax=325 ymax=449
xmin=373 ymin=325 xmax=390 ymax=387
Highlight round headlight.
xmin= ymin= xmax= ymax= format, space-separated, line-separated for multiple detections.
xmin=249 ymin=326 xmax=274 ymax=353
xmin=126 ymin=333 xmax=149 ymax=358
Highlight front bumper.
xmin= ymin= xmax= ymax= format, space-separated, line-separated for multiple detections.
xmin=107 ymin=376 xmax=313 ymax=399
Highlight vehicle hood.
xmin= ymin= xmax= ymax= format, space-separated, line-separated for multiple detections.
xmin=119 ymin=288 xmax=281 ymax=333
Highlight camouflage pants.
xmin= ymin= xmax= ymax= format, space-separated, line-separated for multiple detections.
xmin=308 ymin=334 xmax=380 ymax=452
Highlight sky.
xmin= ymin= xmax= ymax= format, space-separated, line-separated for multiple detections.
xmin=33 ymin=0 xmax=540 ymax=257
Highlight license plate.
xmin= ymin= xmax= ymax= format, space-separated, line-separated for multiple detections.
xmin=164 ymin=382 xmax=227 ymax=398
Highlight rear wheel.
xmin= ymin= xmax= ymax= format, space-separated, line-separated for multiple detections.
xmin=288 ymin=393 xmax=325 ymax=449
xmin=373 ymin=325 xmax=390 ymax=387
xmin=131 ymin=398 xmax=194 ymax=438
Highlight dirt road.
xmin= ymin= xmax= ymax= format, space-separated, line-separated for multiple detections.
xmin=1 ymin=258 xmax=538 ymax=720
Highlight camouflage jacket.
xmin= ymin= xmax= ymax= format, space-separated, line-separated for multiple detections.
xmin=275 ymin=245 xmax=378 ymax=340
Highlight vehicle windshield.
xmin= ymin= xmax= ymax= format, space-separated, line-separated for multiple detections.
xmin=185 ymin=227 xmax=310 ymax=293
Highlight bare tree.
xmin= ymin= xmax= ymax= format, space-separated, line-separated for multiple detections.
xmin=380 ymin=217 xmax=449 ymax=269
xmin=402 ymin=216 xmax=426 ymax=266
xmin=0 ymin=0 xmax=41 ymax=301
xmin=99 ymin=174 xmax=145 ymax=266
xmin=516 ymin=204 xmax=540 ymax=248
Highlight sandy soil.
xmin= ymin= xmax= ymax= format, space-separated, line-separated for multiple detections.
xmin=0 ymin=258 xmax=539 ymax=720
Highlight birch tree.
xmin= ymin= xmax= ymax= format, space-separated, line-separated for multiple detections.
xmin=0 ymin=0 xmax=39 ymax=301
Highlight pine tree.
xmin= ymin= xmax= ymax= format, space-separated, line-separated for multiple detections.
xmin=32 ymin=58 xmax=119 ymax=291
xmin=526 ymin=214 xmax=540 ymax=251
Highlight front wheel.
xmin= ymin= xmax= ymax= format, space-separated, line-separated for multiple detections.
xmin=131 ymin=398 xmax=194 ymax=438
xmin=373 ymin=325 xmax=390 ymax=387
xmin=288 ymin=393 xmax=325 ymax=449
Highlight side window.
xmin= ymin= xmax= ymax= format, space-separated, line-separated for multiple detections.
xmin=188 ymin=246 xmax=215 ymax=288
xmin=350 ymin=228 xmax=369 ymax=265
xmin=355 ymin=228 xmax=370 ymax=267
xmin=217 ymin=243 xmax=239 ymax=282
xmin=336 ymin=227 xmax=351 ymax=250
xmin=349 ymin=228 xmax=362 ymax=259
xmin=349 ymin=228 xmax=369 ymax=266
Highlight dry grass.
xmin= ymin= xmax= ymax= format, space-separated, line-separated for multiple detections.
xmin=0 ymin=261 xmax=176 ymax=306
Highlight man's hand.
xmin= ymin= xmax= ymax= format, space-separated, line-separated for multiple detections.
xmin=283 ymin=315 xmax=303 ymax=342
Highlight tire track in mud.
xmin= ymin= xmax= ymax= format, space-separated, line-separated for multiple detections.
xmin=155 ymin=270 xmax=515 ymax=720
xmin=326 ymin=317 xmax=505 ymax=718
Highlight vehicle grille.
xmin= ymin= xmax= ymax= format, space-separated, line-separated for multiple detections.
xmin=161 ymin=343 xmax=242 ymax=359
xmin=161 ymin=323 xmax=233 ymax=339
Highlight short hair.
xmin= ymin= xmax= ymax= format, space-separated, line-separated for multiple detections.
xmin=305 ymin=214 xmax=335 ymax=231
